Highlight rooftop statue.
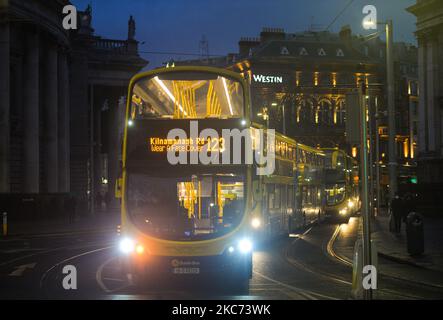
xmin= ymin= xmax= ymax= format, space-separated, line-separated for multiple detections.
xmin=128 ymin=15 xmax=136 ymax=41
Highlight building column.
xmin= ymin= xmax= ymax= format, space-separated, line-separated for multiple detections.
xmin=0 ymin=21 xmax=10 ymax=193
xmin=58 ymin=50 xmax=70 ymax=192
xmin=94 ymin=96 xmax=102 ymax=198
xmin=426 ymin=37 xmax=438 ymax=153
xmin=23 ymin=29 xmax=40 ymax=193
xmin=417 ymin=36 xmax=427 ymax=155
xmin=43 ymin=42 xmax=58 ymax=193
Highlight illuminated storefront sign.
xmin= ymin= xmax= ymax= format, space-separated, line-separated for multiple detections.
xmin=252 ymin=74 xmax=283 ymax=84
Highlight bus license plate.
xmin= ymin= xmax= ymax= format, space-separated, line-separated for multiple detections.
xmin=172 ymin=267 xmax=200 ymax=274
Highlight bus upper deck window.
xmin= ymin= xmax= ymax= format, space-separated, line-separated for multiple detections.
xmin=131 ymin=73 xmax=244 ymax=120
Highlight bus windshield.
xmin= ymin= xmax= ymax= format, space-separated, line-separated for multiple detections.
xmin=324 ymin=150 xmax=346 ymax=183
xmin=126 ymin=172 xmax=245 ymax=241
xmin=130 ymin=72 xmax=244 ymax=119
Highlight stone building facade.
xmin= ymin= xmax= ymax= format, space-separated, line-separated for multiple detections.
xmin=179 ymin=27 xmax=419 ymax=195
xmin=408 ymin=0 xmax=443 ymax=185
xmin=0 ymin=1 xmax=147 ymax=212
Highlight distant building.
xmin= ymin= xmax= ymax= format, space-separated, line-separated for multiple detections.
xmin=179 ymin=27 xmax=418 ymax=200
xmin=408 ymin=1 xmax=443 ymax=185
xmin=0 ymin=1 xmax=147 ymax=210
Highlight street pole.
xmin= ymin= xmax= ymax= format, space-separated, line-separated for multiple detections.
xmin=90 ymin=84 xmax=95 ymax=216
xmin=2 ymin=212 xmax=7 ymax=237
xmin=359 ymin=81 xmax=372 ymax=300
xmin=375 ymin=96 xmax=381 ymax=216
xmin=386 ymin=20 xmax=398 ymax=200
xmin=367 ymin=95 xmax=374 ymax=217
xmin=282 ymin=104 xmax=286 ymax=135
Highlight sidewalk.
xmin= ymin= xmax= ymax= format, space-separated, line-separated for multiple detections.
xmin=332 ymin=214 xmax=443 ymax=290
xmin=2 ymin=209 xmax=121 ymax=237
xmin=372 ymin=210 xmax=443 ymax=273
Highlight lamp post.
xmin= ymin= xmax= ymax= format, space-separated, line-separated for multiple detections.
xmin=375 ymin=97 xmax=381 ymax=216
xmin=363 ymin=19 xmax=398 ymax=202
xmin=385 ymin=20 xmax=398 ymax=200
xmin=359 ymin=81 xmax=372 ymax=300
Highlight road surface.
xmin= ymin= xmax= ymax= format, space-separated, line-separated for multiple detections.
xmin=1 ymin=217 xmax=442 ymax=300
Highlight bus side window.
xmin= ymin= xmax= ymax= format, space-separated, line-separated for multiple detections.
xmin=287 ymin=186 xmax=294 ymax=212
xmin=274 ymin=185 xmax=281 ymax=209
xmin=267 ymin=184 xmax=275 ymax=210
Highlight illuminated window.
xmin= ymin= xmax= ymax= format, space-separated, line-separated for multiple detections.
xmin=404 ymin=139 xmax=409 ymax=158
xmin=132 ymin=74 xmax=244 ymax=119
xmin=331 ymin=73 xmax=337 ymax=87
xmin=296 ymin=71 xmax=301 ymax=86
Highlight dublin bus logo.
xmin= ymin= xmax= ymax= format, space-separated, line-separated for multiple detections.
xmin=161 ymin=121 xmax=275 ymax=175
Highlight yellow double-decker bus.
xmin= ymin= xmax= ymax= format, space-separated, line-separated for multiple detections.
xmin=116 ymin=66 xmax=255 ymax=289
xmin=115 ymin=66 xmax=327 ymax=290
xmin=322 ymin=148 xmax=360 ymax=223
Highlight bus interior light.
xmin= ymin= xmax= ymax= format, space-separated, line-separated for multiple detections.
xmin=222 ymin=77 xmax=234 ymax=116
xmin=251 ymin=217 xmax=261 ymax=229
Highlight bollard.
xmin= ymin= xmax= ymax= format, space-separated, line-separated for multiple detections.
xmin=406 ymin=212 xmax=424 ymax=256
xmin=2 ymin=212 xmax=7 ymax=236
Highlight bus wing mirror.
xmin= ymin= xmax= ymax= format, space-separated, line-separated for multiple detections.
xmin=115 ymin=178 xmax=123 ymax=199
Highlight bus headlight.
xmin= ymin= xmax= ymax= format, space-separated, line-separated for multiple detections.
xmin=238 ymin=238 xmax=253 ymax=254
xmin=251 ymin=217 xmax=261 ymax=229
xmin=339 ymin=208 xmax=348 ymax=216
xmin=135 ymin=244 xmax=145 ymax=255
xmin=348 ymin=200 xmax=355 ymax=209
xmin=119 ymin=238 xmax=135 ymax=254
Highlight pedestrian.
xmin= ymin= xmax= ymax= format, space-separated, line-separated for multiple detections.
xmin=390 ymin=193 xmax=403 ymax=233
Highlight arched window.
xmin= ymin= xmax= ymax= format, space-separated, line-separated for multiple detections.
xmin=336 ymin=100 xmax=346 ymax=125
xmin=299 ymin=99 xmax=313 ymax=124
xmin=318 ymin=99 xmax=333 ymax=125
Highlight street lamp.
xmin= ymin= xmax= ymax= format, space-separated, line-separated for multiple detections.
xmin=357 ymin=18 xmax=396 ymax=301
xmin=364 ymin=19 xmax=398 ymax=200
xmin=384 ymin=20 xmax=398 ymax=201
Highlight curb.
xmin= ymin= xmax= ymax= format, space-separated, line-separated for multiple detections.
xmin=377 ymin=250 xmax=428 ymax=269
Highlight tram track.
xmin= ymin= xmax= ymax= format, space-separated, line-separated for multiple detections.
xmin=39 ymin=245 xmax=113 ymax=294
xmin=326 ymin=223 xmax=443 ymax=299
xmin=281 ymin=222 xmax=423 ymax=299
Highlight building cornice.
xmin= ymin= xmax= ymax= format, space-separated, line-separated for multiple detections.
xmin=8 ymin=0 xmax=70 ymax=46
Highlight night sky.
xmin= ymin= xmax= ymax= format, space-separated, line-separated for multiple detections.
xmin=71 ymin=0 xmax=417 ymax=69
